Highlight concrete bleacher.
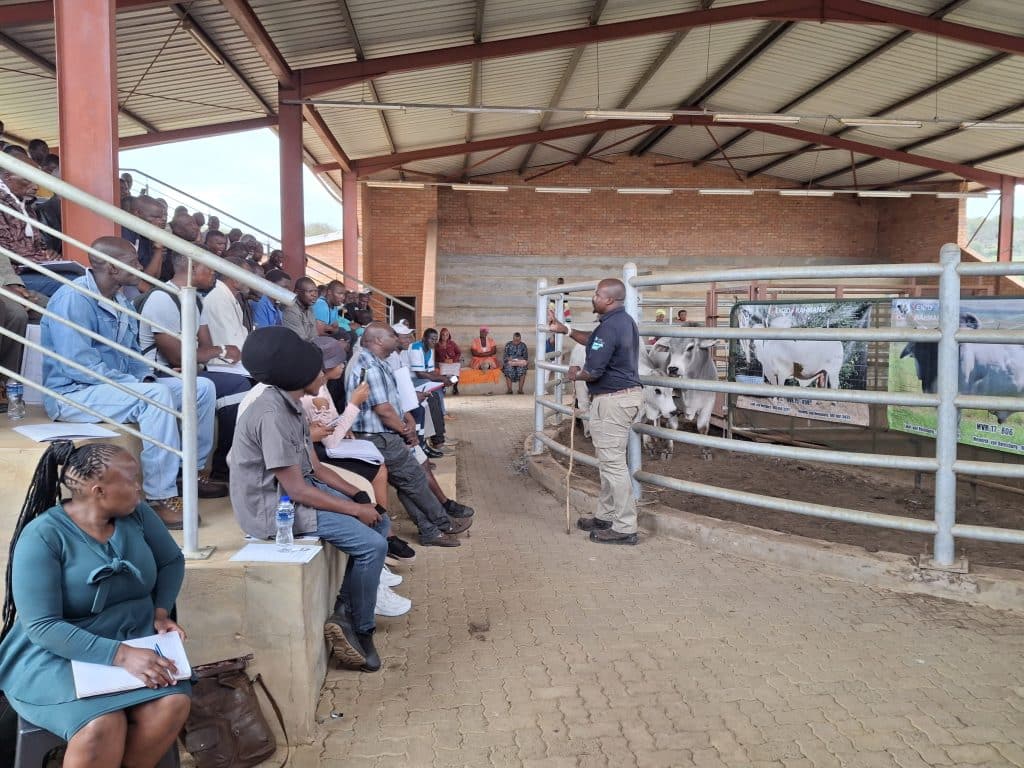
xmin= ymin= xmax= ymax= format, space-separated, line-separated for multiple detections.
xmin=0 ymin=405 xmax=456 ymax=745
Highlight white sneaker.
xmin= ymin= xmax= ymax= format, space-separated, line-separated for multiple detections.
xmin=380 ymin=564 xmax=402 ymax=587
xmin=375 ymin=583 xmax=412 ymax=617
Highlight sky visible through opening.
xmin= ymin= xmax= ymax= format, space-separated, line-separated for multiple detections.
xmin=119 ymin=128 xmax=1022 ymax=241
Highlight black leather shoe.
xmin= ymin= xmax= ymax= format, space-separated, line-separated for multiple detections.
xmin=323 ymin=612 xmax=366 ymax=667
xmin=355 ymin=631 xmax=381 ymax=672
xmin=444 ymin=499 xmax=475 ymax=518
xmin=589 ymin=528 xmax=639 ymax=545
xmin=576 ymin=516 xmax=612 ymax=532
xmin=445 ymin=516 xmax=472 ymax=535
xmin=423 ymin=446 xmax=445 ymax=459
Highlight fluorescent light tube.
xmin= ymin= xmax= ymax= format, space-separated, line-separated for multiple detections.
xmin=182 ymin=24 xmax=224 ymax=66
xmin=450 ymin=184 xmax=509 ymax=192
xmin=935 ymin=191 xmax=989 ymax=199
xmin=451 ymin=106 xmax=544 ymax=115
xmin=714 ymin=113 xmax=801 ymax=125
xmin=857 ymin=190 xmax=913 ymax=198
xmin=584 ymin=110 xmax=673 ymax=121
xmin=698 ymin=188 xmax=755 ymax=196
xmin=334 ymin=101 xmax=406 ymax=111
xmin=366 ymin=181 xmax=426 ymax=190
xmin=536 ymin=187 xmax=591 ymax=194
xmin=840 ymin=118 xmax=922 ymax=128
xmin=616 ymin=188 xmax=673 ymax=195
xmin=778 ymin=189 xmax=836 ymax=197
xmin=959 ymin=121 xmax=1024 ymax=130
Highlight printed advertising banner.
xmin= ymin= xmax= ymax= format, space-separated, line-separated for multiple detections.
xmin=888 ymin=298 xmax=1024 ymax=456
xmin=730 ymin=301 xmax=873 ymax=426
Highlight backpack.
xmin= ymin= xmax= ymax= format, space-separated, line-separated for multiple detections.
xmin=132 ymin=286 xmax=204 ymax=356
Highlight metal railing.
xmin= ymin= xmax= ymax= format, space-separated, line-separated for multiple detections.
xmin=532 ymin=246 xmax=1024 ymax=568
xmin=1 ymin=152 xmax=295 ymax=559
xmin=122 ymin=168 xmax=415 ymax=324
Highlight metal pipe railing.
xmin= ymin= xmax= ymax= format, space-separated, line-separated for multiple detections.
xmin=533 ymin=244 xmax=1024 ymax=570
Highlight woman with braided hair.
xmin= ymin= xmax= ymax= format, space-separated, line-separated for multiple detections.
xmin=0 ymin=441 xmax=190 ymax=766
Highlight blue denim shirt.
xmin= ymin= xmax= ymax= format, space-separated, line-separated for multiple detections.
xmin=252 ymin=295 xmax=283 ymax=328
xmin=41 ymin=270 xmax=149 ymax=398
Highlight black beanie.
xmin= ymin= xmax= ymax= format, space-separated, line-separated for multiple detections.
xmin=242 ymin=326 xmax=324 ymax=390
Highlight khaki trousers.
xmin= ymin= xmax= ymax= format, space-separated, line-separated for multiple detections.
xmin=588 ymin=388 xmax=642 ymax=534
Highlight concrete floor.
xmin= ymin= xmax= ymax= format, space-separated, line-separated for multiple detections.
xmin=299 ymin=394 xmax=1024 ymax=768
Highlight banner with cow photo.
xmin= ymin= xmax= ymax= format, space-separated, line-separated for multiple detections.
xmin=729 ymin=301 xmax=873 ymax=426
xmin=888 ymin=298 xmax=1024 ymax=456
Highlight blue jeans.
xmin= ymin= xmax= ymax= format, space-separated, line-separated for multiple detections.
xmin=308 ymin=479 xmax=390 ymax=633
xmin=46 ymin=376 xmax=216 ymax=500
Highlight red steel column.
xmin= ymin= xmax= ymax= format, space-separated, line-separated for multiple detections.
xmin=997 ymin=176 xmax=1016 ymax=263
xmin=54 ymin=0 xmax=119 ymax=263
xmin=279 ymin=88 xmax=306 ymax=279
xmin=342 ymin=171 xmax=359 ymax=289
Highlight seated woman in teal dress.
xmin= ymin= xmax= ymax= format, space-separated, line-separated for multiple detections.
xmin=0 ymin=441 xmax=191 ymax=767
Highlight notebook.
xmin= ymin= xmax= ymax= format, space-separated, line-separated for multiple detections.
xmin=71 ymin=632 xmax=191 ymax=698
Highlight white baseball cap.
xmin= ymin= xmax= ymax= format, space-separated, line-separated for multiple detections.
xmin=391 ymin=320 xmax=415 ymax=336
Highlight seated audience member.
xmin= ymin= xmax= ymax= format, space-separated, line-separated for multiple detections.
xmin=357 ymin=291 xmax=374 ymax=320
xmin=436 ymin=327 xmax=461 ymax=395
xmin=207 ymin=215 xmax=220 ymax=234
xmin=676 ymin=308 xmax=687 ymax=324
xmin=502 ymin=332 xmax=530 ymax=395
xmin=229 ymin=327 xmax=390 ymax=671
xmin=342 ymin=290 xmax=359 ymax=320
xmin=239 ymin=234 xmax=263 ymax=264
xmin=314 ymin=280 xmax=349 ymax=339
xmin=253 ymin=268 xmax=292 ymax=328
xmin=138 ymin=251 xmax=251 ymax=483
xmin=470 ymin=326 xmax=499 ymax=370
xmin=168 ymin=210 xmax=200 ymax=255
xmin=192 ymin=212 xmax=205 ymax=238
xmin=264 ymin=249 xmax=284 ymax=272
xmin=345 ymin=323 xmax=472 ymax=547
xmin=204 ymin=229 xmax=228 ymax=257
xmin=202 ymin=255 xmax=252 ymax=350
xmin=26 ymin=139 xmax=51 ymax=200
xmin=0 ymin=145 xmax=72 ymax=299
xmin=42 ymin=237 xmax=222 ymax=527
xmin=283 ymin=276 xmax=322 ymax=342
xmin=119 ymin=173 xmax=134 ymax=210
xmin=0 ymin=441 xmax=191 ymax=760
xmin=389 ymin=323 xmax=442 ymax=457
xmin=408 ymin=327 xmax=451 ymax=451
xmin=227 ymin=228 xmax=243 ymax=244
xmin=35 ymin=154 xmax=63 ymax=255
xmin=304 ymin=339 xmax=416 ymax=563
xmin=122 ymin=195 xmax=171 ymax=283
xmin=648 ymin=309 xmax=666 ymax=344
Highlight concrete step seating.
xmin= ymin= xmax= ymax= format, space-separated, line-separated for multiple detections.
xmin=0 ymin=405 xmax=456 ymax=746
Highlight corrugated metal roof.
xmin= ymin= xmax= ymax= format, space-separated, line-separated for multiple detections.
xmin=1 ymin=0 xmax=1021 ymax=193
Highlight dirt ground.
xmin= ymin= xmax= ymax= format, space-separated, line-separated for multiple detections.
xmin=552 ymin=420 xmax=1024 ymax=570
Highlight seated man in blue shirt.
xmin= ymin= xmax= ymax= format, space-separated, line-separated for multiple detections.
xmin=252 ymin=268 xmax=292 ymax=328
xmin=41 ymin=237 xmax=222 ymax=528
xmin=313 ymin=280 xmax=350 ymax=341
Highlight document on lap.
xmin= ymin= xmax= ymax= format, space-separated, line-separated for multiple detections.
xmin=72 ymin=632 xmax=191 ymax=698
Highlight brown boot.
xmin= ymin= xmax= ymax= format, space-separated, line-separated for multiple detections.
xmin=148 ymin=497 xmax=184 ymax=529
xmin=197 ymin=474 xmax=228 ymax=498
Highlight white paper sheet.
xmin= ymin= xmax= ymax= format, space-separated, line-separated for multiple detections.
xmin=13 ymin=423 xmax=120 ymax=442
xmin=229 ymin=542 xmax=322 ymax=564
xmin=439 ymin=363 xmax=461 ymax=378
xmin=205 ymin=361 xmax=250 ymax=376
xmin=72 ymin=632 xmax=191 ymax=698
xmin=393 ymin=366 xmax=420 ymax=414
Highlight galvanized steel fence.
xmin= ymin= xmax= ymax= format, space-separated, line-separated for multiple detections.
xmin=532 ymin=246 xmax=1024 ymax=568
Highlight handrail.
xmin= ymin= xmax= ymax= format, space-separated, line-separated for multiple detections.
xmin=0 ymin=153 xmax=295 ymax=305
xmin=122 ymin=167 xmax=415 ymax=313
xmin=533 ymin=245 xmax=1024 ymax=570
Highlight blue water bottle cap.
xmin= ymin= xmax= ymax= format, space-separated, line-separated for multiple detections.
xmin=280 ymin=495 xmax=290 ymax=503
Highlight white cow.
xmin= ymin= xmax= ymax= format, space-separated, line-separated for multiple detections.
xmin=674 ymin=338 xmax=719 ymax=460
xmin=959 ymin=329 xmax=1024 ymax=424
xmin=738 ymin=309 xmax=844 ymax=389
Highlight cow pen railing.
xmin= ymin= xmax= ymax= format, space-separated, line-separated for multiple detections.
xmin=531 ymin=245 xmax=1024 ymax=569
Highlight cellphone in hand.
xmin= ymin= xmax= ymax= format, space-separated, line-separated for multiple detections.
xmin=359 ymin=367 xmax=368 ymax=384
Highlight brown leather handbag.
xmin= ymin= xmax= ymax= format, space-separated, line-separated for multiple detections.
xmin=180 ymin=655 xmax=288 ymax=768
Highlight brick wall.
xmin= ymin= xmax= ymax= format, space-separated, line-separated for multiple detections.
xmin=306 ymin=237 xmax=344 ymax=278
xmin=876 ymin=193 xmax=961 ymax=264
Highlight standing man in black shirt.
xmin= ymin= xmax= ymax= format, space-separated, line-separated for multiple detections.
xmin=548 ymin=278 xmax=642 ymax=545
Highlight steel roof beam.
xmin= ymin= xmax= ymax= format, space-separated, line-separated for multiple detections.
xmin=169 ymin=3 xmax=275 ymax=116
xmin=895 ymin=146 xmax=1024 ymax=188
xmin=517 ymin=0 xmax=608 ymax=174
xmin=633 ymin=20 xmax=796 ymax=156
xmin=219 ymin=0 xmax=293 ymax=87
xmin=572 ymin=0 xmax=715 ymax=166
xmin=746 ymin=51 xmax=1008 ymax=179
xmin=347 ymin=115 xmax=1002 ymax=186
xmin=689 ymin=0 xmax=971 ymax=169
xmin=334 ymin=0 xmax=396 ymax=155
xmin=0 ymin=29 xmax=157 ymax=134
xmin=302 ymin=104 xmax=352 ymax=173
xmin=119 ymin=116 xmax=277 ymax=149
xmin=298 ymin=0 xmax=1024 ymax=97
xmin=810 ymin=95 xmax=1024 ymax=185
xmin=0 ymin=0 xmax=173 ymax=27
xmin=461 ymin=0 xmax=487 ymax=176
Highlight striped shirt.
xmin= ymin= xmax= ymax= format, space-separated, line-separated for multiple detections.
xmin=346 ymin=346 xmax=405 ymax=434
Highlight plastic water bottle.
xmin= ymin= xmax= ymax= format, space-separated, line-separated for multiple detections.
xmin=275 ymin=496 xmax=295 ymax=549
xmin=6 ymin=382 xmax=26 ymax=421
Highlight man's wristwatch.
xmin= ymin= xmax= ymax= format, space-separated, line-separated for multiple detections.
xmin=218 ymin=345 xmax=228 ymax=361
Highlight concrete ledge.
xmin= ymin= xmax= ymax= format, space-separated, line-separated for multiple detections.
xmin=526 ymin=440 xmax=1024 ymax=613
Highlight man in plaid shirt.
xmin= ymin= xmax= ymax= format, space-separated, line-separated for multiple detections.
xmin=346 ymin=323 xmax=469 ymax=547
